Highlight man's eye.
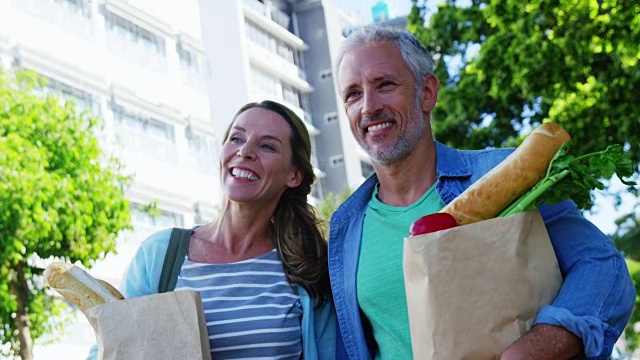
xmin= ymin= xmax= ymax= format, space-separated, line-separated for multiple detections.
xmin=344 ymin=91 xmax=360 ymax=101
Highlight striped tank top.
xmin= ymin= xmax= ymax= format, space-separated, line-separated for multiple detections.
xmin=174 ymin=248 xmax=303 ymax=359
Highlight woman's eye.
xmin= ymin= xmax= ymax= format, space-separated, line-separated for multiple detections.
xmin=228 ymin=136 xmax=242 ymax=143
xmin=260 ymin=143 xmax=276 ymax=151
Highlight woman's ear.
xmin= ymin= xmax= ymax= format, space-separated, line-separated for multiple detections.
xmin=421 ymin=74 xmax=439 ymax=113
xmin=287 ymin=168 xmax=303 ymax=188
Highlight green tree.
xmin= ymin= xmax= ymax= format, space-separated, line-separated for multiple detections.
xmin=624 ymin=258 xmax=640 ymax=349
xmin=408 ymin=0 xmax=640 ymax=180
xmin=0 ymin=69 xmax=132 ymax=359
xmin=613 ymin=211 xmax=640 ymax=260
xmin=315 ymin=186 xmax=353 ymax=239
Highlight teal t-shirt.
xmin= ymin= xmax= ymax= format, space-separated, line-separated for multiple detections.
xmin=357 ymin=183 xmax=445 ymax=359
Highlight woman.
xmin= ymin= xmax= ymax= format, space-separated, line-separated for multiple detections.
xmin=87 ymin=100 xmax=336 ymax=359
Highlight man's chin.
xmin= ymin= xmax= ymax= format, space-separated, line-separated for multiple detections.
xmin=370 ymin=150 xmax=401 ymax=165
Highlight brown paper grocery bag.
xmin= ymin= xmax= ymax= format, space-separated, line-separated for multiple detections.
xmin=85 ymin=290 xmax=212 ymax=360
xmin=403 ymin=211 xmax=562 ymax=360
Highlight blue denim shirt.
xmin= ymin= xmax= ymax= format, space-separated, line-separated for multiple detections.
xmin=328 ymin=141 xmax=635 ymax=360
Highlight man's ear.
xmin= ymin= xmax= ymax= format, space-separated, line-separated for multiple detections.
xmin=287 ymin=168 xmax=303 ymax=188
xmin=420 ymin=74 xmax=439 ymax=113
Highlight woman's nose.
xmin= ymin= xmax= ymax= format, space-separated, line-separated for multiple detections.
xmin=236 ymin=145 xmax=254 ymax=159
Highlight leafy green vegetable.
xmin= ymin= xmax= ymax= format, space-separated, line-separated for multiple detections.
xmin=499 ymin=142 xmax=637 ymax=217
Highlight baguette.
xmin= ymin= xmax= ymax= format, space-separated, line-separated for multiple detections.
xmin=441 ymin=122 xmax=571 ymax=225
xmin=44 ymin=262 xmax=124 ymax=312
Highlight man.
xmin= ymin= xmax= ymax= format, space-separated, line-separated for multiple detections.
xmin=328 ymin=25 xmax=635 ymax=360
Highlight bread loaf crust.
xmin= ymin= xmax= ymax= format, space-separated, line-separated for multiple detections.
xmin=44 ymin=262 xmax=124 ymax=312
xmin=440 ymin=122 xmax=571 ymax=225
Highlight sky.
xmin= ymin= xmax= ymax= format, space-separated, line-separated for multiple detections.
xmin=325 ymin=0 xmax=417 ymax=23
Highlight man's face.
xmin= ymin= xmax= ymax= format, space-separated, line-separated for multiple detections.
xmin=337 ymin=41 xmax=431 ymax=165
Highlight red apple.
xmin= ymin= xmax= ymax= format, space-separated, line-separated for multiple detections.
xmin=409 ymin=212 xmax=458 ymax=236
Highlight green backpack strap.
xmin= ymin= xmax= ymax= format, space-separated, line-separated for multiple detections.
xmin=158 ymin=228 xmax=193 ymax=293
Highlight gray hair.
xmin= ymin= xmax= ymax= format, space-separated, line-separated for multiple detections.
xmin=334 ymin=25 xmax=435 ymax=88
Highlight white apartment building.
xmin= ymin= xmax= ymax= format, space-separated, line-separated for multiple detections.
xmin=0 ymin=0 xmax=368 ymax=358
xmin=198 ymin=0 xmax=370 ymax=201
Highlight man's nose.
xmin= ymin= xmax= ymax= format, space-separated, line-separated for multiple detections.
xmin=361 ymin=90 xmax=383 ymax=117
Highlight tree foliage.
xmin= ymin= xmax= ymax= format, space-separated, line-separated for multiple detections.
xmin=0 ymin=69 xmax=132 ymax=358
xmin=315 ymin=186 xmax=352 ymax=239
xmin=611 ymin=210 xmax=639 ymax=348
xmin=624 ymin=258 xmax=640 ymax=349
xmin=408 ymin=0 xmax=640 ymax=186
xmin=613 ymin=211 xmax=640 ymax=260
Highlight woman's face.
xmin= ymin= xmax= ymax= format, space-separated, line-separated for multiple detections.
xmin=220 ymin=107 xmax=302 ymax=206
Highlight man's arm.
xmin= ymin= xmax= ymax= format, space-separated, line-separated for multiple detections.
xmin=500 ymin=324 xmax=583 ymax=360
xmin=523 ymin=199 xmax=635 ymax=358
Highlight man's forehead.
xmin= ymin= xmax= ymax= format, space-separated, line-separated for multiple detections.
xmin=338 ymin=42 xmax=407 ymax=85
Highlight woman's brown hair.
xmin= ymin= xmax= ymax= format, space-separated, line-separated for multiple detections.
xmin=225 ymin=100 xmax=331 ymax=303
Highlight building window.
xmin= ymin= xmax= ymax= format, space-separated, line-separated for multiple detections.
xmin=270 ymin=6 xmax=290 ymax=30
xmin=38 ymin=77 xmax=98 ymax=115
xmin=176 ymin=42 xmax=206 ymax=92
xmin=323 ymin=112 xmax=338 ymax=125
xmin=329 ymin=155 xmax=344 ymax=168
xmin=186 ymin=128 xmax=215 ymax=174
xmin=104 ymin=10 xmax=166 ymax=56
xmin=14 ymin=0 xmax=94 ymax=38
xmin=282 ymin=84 xmax=301 ymax=108
xmin=319 ymin=69 xmax=332 ymax=82
xmin=250 ymin=68 xmax=279 ymax=97
xmin=112 ymin=105 xmax=178 ymax=162
xmin=113 ymin=106 xmax=174 ymax=142
xmin=177 ymin=43 xmax=201 ymax=73
xmin=54 ymin=0 xmax=92 ymax=18
xmin=132 ymin=205 xmax=184 ymax=228
xmin=244 ymin=20 xmax=297 ymax=65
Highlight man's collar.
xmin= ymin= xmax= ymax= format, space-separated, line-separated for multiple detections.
xmin=435 ymin=141 xmax=472 ymax=179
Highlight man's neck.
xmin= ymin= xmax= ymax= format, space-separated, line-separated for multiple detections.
xmin=374 ymin=141 xmax=438 ymax=207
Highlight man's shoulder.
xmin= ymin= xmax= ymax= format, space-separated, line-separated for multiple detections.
xmin=332 ymin=176 xmax=376 ymax=223
xmin=456 ymin=146 xmax=514 ymax=162
xmin=439 ymin=142 xmax=515 ymax=177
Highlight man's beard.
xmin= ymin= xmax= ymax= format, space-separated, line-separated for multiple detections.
xmin=362 ymin=98 xmax=428 ymax=165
